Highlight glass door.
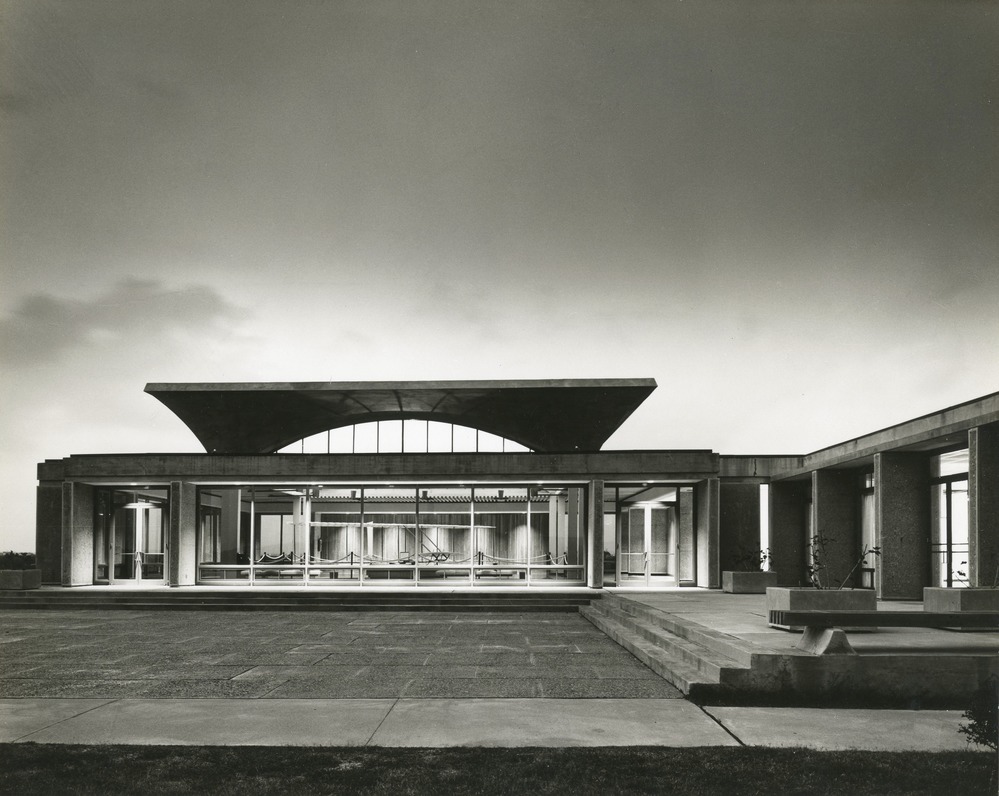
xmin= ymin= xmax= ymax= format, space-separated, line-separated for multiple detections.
xmin=110 ymin=490 xmax=167 ymax=584
xmin=616 ymin=489 xmax=677 ymax=586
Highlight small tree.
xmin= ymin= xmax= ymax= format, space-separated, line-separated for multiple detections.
xmin=806 ymin=534 xmax=880 ymax=589
xmin=959 ymin=675 xmax=998 ymax=752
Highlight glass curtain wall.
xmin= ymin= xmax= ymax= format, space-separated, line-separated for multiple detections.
xmin=418 ymin=487 xmax=473 ymax=584
xmin=858 ymin=472 xmax=876 ymax=589
xmin=310 ymin=488 xmax=363 ymax=582
xmin=360 ymin=487 xmax=418 ymax=583
xmin=196 ymin=484 xmax=586 ymax=586
xmin=930 ymin=450 xmax=970 ymax=588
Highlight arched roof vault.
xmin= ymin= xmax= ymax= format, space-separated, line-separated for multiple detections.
xmin=145 ymin=379 xmax=657 ymax=454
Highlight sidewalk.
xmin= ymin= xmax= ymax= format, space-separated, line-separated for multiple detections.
xmin=0 ymin=698 xmax=972 ymax=751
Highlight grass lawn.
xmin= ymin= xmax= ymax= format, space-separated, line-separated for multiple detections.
xmin=0 ymin=744 xmax=994 ymax=795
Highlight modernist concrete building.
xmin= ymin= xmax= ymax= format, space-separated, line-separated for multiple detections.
xmin=35 ymin=380 xmax=999 ymax=599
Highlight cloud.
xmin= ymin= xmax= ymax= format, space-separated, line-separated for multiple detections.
xmin=0 ymin=277 xmax=246 ymax=367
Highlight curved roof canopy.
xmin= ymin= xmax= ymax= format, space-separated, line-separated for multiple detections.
xmin=145 ymin=379 xmax=657 ymax=454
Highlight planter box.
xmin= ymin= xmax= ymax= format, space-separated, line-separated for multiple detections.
xmin=923 ymin=587 xmax=999 ymax=612
xmin=722 ymin=570 xmax=779 ymax=594
xmin=766 ymin=586 xmax=877 ymax=629
xmin=0 ymin=569 xmax=41 ymax=590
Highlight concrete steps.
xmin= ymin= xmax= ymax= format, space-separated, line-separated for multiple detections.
xmin=581 ymin=594 xmax=754 ymax=701
xmin=0 ymin=589 xmax=601 ymax=613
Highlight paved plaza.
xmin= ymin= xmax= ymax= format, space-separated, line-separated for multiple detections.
xmin=0 ymin=609 xmax=683 ymax=699
xmin=0 ymin=601 xmax=982 ymax=751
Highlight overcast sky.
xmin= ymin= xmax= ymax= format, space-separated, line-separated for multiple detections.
xmin=2 ymin=0 xmax=997 ymax=551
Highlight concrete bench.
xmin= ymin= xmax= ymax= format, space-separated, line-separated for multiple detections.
xmin=769 ymin=610 xmax=999 ymax=655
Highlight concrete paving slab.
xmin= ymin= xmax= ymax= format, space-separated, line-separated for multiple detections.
xmin=0 ymin=699 xmax=114 ymax=742
xmin=705 ymin=707 xmax=971 ymax=751
xmin=371 ymin=698 xmax=738 ymax=747
xmin=15 ymin=699 xmax=392 ymax=746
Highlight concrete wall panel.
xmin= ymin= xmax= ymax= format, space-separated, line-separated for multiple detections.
xmin=719 ymin=482 xmax=761 ymax=573
xmin=811 ymin=469 xmax=860 ymax=589
xmin=769 ymin=481 xmax=809 ymax=587
xmin=677 ymin=487 xmax=695 ymax=585
xmin=970 ymin=423 xmax=999 ymax=587
xmin=586 ymin=480 xmax=604 ymax=588
xmin=695 ymin=478 xmax=720 ymax=588
xmin=875 ymin=452 xmax=930 ymax=599
xmin=35 ymin=484 xmax=63 ymax=583
xmin=61 ymin=482 xmax=94 ymax=586
xmin=169 ymin=481 xmax=198 ymax=586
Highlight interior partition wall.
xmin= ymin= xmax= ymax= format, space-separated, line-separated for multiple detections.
xmin=195 ymin=483 xmax=586 ymax=586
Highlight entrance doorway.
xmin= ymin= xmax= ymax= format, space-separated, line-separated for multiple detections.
xmin=95 ymin=489 xmax=167 ymax=584
xmin=615 ymin=487 xmax=678 ymax=586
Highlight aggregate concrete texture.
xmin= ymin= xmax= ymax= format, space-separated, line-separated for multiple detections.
xmin=613 ymin=590 xmax=999 ymax=656
xmin=1 ymin=597 xmax=992 ymax=752
xmin=0 ymin=609 xmax=682 ymax=700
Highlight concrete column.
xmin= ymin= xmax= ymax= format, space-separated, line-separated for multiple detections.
xmin=875 ymin=452 xmax=930 ymax=599
xmin=548 ymin=497 xmax=558 ymax=563
xmin=169 ymin=482 xmax=198 ymax=586
xmin=695 ymin=477 xmax=720 ymax=588
xmin=769 ymin=480 xmax=809 ymax=586
xmin=811 ymin=469 xmax=860 ymax=589
xmin=677 ymin=486 xmax=696 ymax=586
xmin=35 ymin=484 xmax=63 ymax=584
xmin=970 ymin=423 xmax=999 ymax=587
xmin=220 ymin=488 xmax=241 ymax=563
xmin=60 ymin=482 xmax=95 ymax=586
xmin=719 ymin=482 xmax=761 ymax=573
xmin=586 ymin=480 xmax=604 ymax=588
xmin=567 ymin=487 xmax=581 ymax=565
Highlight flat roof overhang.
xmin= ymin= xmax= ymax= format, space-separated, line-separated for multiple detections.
xmin=144 ymin=379 xmax=658 ymax=454
xmin=37 ymin=450 xmax=719 ymax=484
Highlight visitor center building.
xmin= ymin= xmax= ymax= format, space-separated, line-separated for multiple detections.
xmin=34 ymin=379 xmax=999 ymax=598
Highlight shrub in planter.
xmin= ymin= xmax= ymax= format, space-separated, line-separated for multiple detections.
xmin=925 ymin=560 xmax=999 ymax=611
xmin=722 ymin=548 xmax=778 ymax=594
xmin=766 ymin=535 xmax=881 ymax=628
xmin=0 ymin=551 xmax=41 ymax=590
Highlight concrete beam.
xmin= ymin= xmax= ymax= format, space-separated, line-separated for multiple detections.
xmin=771 ymin=393 xmax=999 ymax=480
xmin=38 ymin=450 xmax=720 ymax=484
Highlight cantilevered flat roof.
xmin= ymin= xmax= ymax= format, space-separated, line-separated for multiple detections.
xmin=145 ymin=379 xmax=657 ymax=454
